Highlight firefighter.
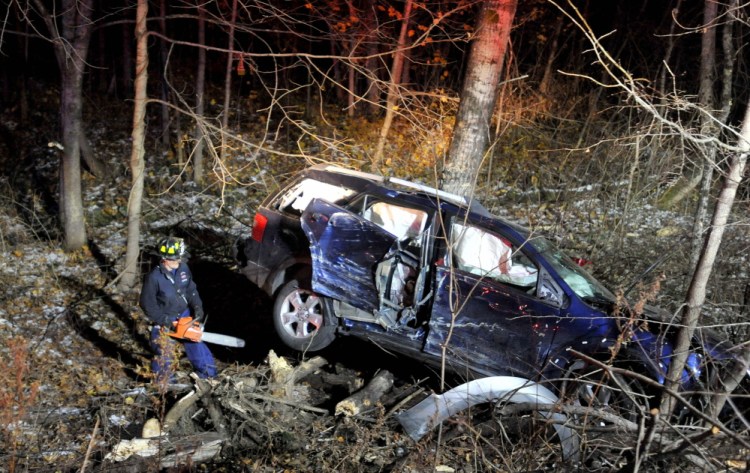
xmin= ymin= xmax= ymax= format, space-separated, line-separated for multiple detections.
xmin=139 ymin=236 xmax=217 ymax=383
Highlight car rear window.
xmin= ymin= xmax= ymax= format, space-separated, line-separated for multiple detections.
xmin=276 ymin=178 xmax=356 ymax=215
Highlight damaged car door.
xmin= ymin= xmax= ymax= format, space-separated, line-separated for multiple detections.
xmin=424 ymin=218 xmax=565 ymax=379
xmin=301 ymin=198 xmax=430 ymax=329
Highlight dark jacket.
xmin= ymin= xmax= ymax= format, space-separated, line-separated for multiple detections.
xmin=140 ymin=262 xmax=203 ymax=326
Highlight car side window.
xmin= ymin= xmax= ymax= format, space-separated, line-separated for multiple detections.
xmin=450 ymin=221 xmax=538 ymax=288
xmin=362 ymin=200 xmax=427 ymax=241
xmin=276 ymin=178 xmax=356 ymax=215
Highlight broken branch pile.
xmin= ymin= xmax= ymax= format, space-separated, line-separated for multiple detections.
xmin=100 ymin=351 xmax=749 ymax=472
xmin=104 ymin=350 xmax=417 ymax=471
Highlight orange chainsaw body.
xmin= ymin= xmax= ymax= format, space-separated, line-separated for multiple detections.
xmin=168 ymin=316 xmax=203 ymax=342
xmin=166 ymin=316 xmax=245 ymax=347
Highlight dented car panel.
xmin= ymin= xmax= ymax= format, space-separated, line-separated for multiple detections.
xmin=425 ymin=264 xmax=557 ymax=379
xmin=301 ymin=199 xmax=397 ymax=313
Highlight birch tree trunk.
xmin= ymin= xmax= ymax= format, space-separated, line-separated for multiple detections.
xmin=118 ymin=0 xmax=149 ymax=292
xmin=442 ymin=0 xmax=518 ymax=197
xmin=660 ymin=100 xmax=749 ymax=416
xmin=660 ymin=0 xmax=741 ymax=417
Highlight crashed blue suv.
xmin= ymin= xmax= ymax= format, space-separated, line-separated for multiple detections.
xmin=236 ymin=164 xmax=740 ymax=397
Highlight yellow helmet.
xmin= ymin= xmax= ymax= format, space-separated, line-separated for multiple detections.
xmin=157 ymin=237 xmax=186 ymax=260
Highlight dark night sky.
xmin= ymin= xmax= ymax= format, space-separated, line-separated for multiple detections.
xmin=0 ymin=0 xmax=741 ymax=121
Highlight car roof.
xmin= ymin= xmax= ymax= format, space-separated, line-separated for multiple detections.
xmin=303 ymin=164 xmax=494 ymax=218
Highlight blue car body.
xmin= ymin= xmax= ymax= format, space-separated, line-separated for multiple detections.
xmin=237 ymin=164 xmax=730 ymax=390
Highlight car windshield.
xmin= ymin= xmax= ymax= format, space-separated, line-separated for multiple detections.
xmin=527 ymin=236 xmax=616 ymax=303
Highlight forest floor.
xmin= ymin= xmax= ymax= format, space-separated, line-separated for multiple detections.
xmin=0 ymin=95 xmax=749 ymax=472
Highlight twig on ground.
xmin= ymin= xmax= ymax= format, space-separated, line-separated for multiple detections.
xmin=79 ymin=414 xmax=99 ymax=473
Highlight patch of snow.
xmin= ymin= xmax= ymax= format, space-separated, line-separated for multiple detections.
xmin=109 ymin=414 xmax=130 ymax=427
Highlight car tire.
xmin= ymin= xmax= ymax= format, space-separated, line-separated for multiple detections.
xmin=273 ymin=277 xmax=336 ymax=352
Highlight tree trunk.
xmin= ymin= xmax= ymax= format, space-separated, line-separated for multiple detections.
xmin=656 ymin=0 xmax=682 ymax=100
xmin=118 ymin=0 xmax=149 ymax=292
xmin=331 ymin=38 xmax=346 ymax=104
xmin=19 ymin=18 xmax=30 ymax=123
xmin=690 ymin=0 xmax=736 ymax=275
xmin=708 ymin=345 xmax=750 ymax=420
xmin=59 ymin=72 xmax=86 ymax=250
xmin=121 ymin=18 xmax=133 ymax=97
xmin=346 ymin=0 xmax=356 ymax=118
xmin=159 ymin=0 xmax=171 ymax=149
xmin=661 ymin=0 xmax=740 ymax=417
xmin=364 ymin=5 xmax=380 ymax=118
xmin=441 ymin=0 xmax=518 ymax=197
xmin=347 ymin=36 xmax=356 ymax=118
xmin=539 ymin=15 xmax=563 ymax=96
xmin=79 ymin=133 xmax=108 ymax=179
xmin=220 ymin=0 xmax=239 ymax=162
xmin=660 ymin=99 xmax=749 ymax=416
xmin=688 ymin=0 xmax=719 ymax=274
xmin=96 ymin=27 xmax=108 ymax=93
xmin=372 ymin=0 xmax=414 ymax=171
xmin=33 ymin=0 xmax=94 ymax=251
xmin=192 ymin=2 xmax=207 ymax=185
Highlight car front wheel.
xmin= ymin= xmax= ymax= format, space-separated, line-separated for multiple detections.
xmin=273 ymin=277 xmax=336 ymax=352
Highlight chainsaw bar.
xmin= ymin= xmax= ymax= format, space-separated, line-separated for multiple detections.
xmin=201 ymin=331 xmax=246 ymax=348
xmin=169 ymin=316 xmax=246 ymax=348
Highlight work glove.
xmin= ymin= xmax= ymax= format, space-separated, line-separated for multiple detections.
xmin=193 ymin=307 xmax=205 ymax=323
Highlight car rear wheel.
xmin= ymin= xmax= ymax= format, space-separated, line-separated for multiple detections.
xmin=273 ymin=277 xmax=336 ymax=352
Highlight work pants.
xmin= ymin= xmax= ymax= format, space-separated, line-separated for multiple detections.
xmin=150 ymin=326 xmax=218 ymax=382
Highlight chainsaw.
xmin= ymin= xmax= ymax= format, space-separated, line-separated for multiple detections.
xmin=169 ymin=316 xmax=246 ymax=348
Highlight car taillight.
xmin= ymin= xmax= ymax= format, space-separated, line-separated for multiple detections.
xmin=251 ymin=213 xmax=268 ymax=242
xmin=573 ymin=257 xmax=592 ymax=267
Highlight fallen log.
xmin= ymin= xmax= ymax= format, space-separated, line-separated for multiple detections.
xmin=163 ymin=390 xmax=199 ymax=433
xmin=267 ymin=350 xmax=328 ymax=399
xmin=319 ymin=369 xmax=365 ymax=394
xmin=106 ymin=432 xmax=225 ymax=466
xmin=162 ymin=376 xmax=220 ymax=434
xmin=335 ymin=370 xmax=394 ymax=417
xmin=158 ymin=434 xmax=224 ymax=469
xmin=196 ymin=377 xmax=227 ymax=435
